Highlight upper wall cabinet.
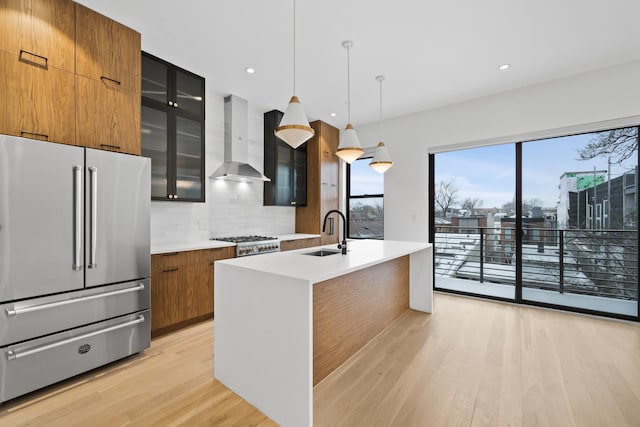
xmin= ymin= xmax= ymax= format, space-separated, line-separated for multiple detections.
xmin=75 ymin=4 xmax=141 ymax=155
xmin=141 ymin=52 xmax=205 ymax=202
xmin=263 ymin=109 xmax=307 ymax=207
xmin=0 ymin=0 xmax=142 ymax=154
xmin=0 ymin=0 xmax=75 ymax=73
xmin=0 ymin=0 xmax=75 ymax=145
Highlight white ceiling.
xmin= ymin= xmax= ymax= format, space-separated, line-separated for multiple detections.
xmin=77 ymin=0 xmax=640 ymax=129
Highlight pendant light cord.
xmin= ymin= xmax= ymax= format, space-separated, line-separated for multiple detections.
xmin=292 ymin=0 xmax=296 ymax=95
xmin=379 ymin=77 xmax=383 ymax=141
xmin=347 ymin=44 xmax=351 ymax=124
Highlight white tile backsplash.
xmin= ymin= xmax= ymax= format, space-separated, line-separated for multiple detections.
xmin=150 ymin=90 xmax=295 ymax=245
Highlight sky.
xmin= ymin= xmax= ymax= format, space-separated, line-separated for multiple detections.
xmin=350 ymin=157 xmax=384 ymax=195
xmin=435 ymin=130 xmax=638 ymax=208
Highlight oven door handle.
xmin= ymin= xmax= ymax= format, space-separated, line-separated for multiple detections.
xmin=5 ymin=284 xmax=146 ymax=317
xmin=6 ymin=315 xmax=145 ymax=361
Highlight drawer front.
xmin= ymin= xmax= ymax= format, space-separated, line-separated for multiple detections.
xmin=0 ymin=310 xmax=150 ymax=402
xmin=0 ymin=279 xmax=150 ymax=347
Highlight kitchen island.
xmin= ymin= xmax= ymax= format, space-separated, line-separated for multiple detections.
xmin=214 ymin=239 xmax=432 ymax=427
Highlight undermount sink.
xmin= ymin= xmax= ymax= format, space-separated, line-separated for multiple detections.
xmin=303 ymin=249 xmax=342 ymax=257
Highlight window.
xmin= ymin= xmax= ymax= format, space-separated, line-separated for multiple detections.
xmin=347 ymin=157 xmax=384 ymax=239
xmin=431 ymin=125 xmax=639 ymax=320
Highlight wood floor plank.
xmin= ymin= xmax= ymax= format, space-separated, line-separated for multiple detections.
xmin=1 ymin=293 xmax=639 ymax=427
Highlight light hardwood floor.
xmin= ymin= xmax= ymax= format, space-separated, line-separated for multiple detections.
xmin=1 ymin=293 xmax=639 ymax=426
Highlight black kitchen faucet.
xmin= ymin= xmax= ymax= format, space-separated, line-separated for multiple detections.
xmin=322 ymin=209 xmax=348 ymax=254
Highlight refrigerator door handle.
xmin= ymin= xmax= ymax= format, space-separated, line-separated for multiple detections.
xmin=88 ymin=166 xmax=98 ymax=268
xmin=73 ymin=165 xmax=83 ymax=271
xmin=5 ymin=315 xmax=145 ymax=361
xmin=5 ymin=283 xmax=146 ymax=317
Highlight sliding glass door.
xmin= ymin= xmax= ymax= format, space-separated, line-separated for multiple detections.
xmin=521 ymin=128 xmax=638 ymax=317
xmin=433 ymin=144 xmax=516 ymax=300
xmin=432 ymin=125 xmax=639 ymax=320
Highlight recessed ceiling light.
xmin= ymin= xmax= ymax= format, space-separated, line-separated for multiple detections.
xmin=245 ymin=67 xmax=255 ymax=74
xmin=499 ymin=64 xmax=510 ymax=71
xmin=330 ymin=113 xmax=336 ymax=117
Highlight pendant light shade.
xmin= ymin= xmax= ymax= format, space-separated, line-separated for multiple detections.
xmin=275 ymin=96 xmax=314 ymax=149
xmin=276 ymin=0 xmax=314 ymax=149
xmin=369 ymin=75 xmax=393 ymax=173
xmin=370 ymin=142 xmax=393 ymax=173
xmin=337 ymin=124 xmax=364 ymax=163
xmin=336 ymin=40 xmax=364 ymax=164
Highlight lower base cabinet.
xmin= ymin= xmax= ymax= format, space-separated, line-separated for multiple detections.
xmin=151 ymin=247 xmax=235 ymax=337
xmin=280 ymin=237 xmax=321 ymax=251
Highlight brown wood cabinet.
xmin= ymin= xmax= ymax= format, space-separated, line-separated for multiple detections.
xmin=0 ymin=0 xmax=141 ymax=154
xmin=0 ymin=50 xmax=75 ymax=145
xmin=280 ymin=237 xmax=321 ymax=251
xmin=0 ymin=0 xmax=75 ymax=73
xmin=151 ymin=246 xmax=235 ymax=337
xmin=0 ymin=0 xmax=76 ymax=145
xmin=76 ymin=75 xmax=141 ymax=154
xmin=295 ymin=120 xmax=340 ymax=245
xmin=75 ymin=4 xmax=141 ymax=155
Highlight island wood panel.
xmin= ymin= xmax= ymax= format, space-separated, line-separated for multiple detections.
xmin=313 ymin=255 xmax=410 ymax=385
xmin=280 ymin=237 xmax=321 ymax=251
xmin=0 ymin=0 xmax=76 ymax=73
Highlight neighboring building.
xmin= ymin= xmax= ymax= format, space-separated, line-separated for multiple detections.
xmin=557 ymin=171 xmax=607 ymax=229
xmin=565 ymin=168 xmax=637 ymax=230
xmin=450 ymin=215 xmax=488 ymax=233
xmin=500 ymin=217 xmax=548 ymax=263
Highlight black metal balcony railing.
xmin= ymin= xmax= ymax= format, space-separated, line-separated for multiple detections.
xmin=434 ymin=225 xmax=638 ymax=301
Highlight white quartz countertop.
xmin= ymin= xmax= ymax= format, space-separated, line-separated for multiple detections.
xmin=150 ymin=233 xmax=321 ymax=255
xmin=216 ymin=239 xmax=431 ymax=283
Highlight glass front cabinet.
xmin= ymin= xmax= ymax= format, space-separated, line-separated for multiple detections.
xmin=141 ymin=52 xmax=205 ymax=202
xmin=263 ymin=109 xmax=307 ymax=206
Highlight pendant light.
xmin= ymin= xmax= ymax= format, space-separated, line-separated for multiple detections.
xmin=369 ymin=75 xmax=393 ymax=173
xmin=335 ymin=40 xmax=364 ymax=163
xmin=275 ymin=0 xmax=314 ymax=149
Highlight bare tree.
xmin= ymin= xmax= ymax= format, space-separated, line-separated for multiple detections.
xmin=461 ymin=197 xmax=482 ymax=212
xmin=578 ymin=127 xmax=638 ymax=163
xmin=435 ymin=180 xmax=458 ymax=217
xmin=526 ymin=198 xmax=544 ymax=208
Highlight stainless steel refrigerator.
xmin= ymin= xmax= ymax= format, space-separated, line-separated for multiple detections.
xmin=0 ymin=134 xmax=151 ymax=402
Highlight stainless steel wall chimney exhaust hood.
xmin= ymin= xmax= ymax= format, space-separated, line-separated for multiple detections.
xmin=209 ymin=95 xmax=270 ymax=182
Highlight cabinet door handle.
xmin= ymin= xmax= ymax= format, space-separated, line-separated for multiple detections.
xmin=19 ymin=50 xmax=48 ymax=68
xmin=20 ymin=131 xmax=49 ymax=141
xmin=100 ymin=144 xmax=122 ymax=151
xmin=162 ymin=252 xmax=178 ymax=257
xmin=100 ymin=76 xmax=121 ymax=86
xmin=162 ymin=268 xmax=179 ymax=273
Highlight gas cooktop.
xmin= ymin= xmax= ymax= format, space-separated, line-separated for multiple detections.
xmin=212 ymin=235 xmax=278 ymax=243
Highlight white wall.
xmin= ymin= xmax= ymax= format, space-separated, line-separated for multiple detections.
xmin=150 ymin=90 xmax=295 ymax=244
xmin=355 ymin=60 xmax=640 ymax=243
